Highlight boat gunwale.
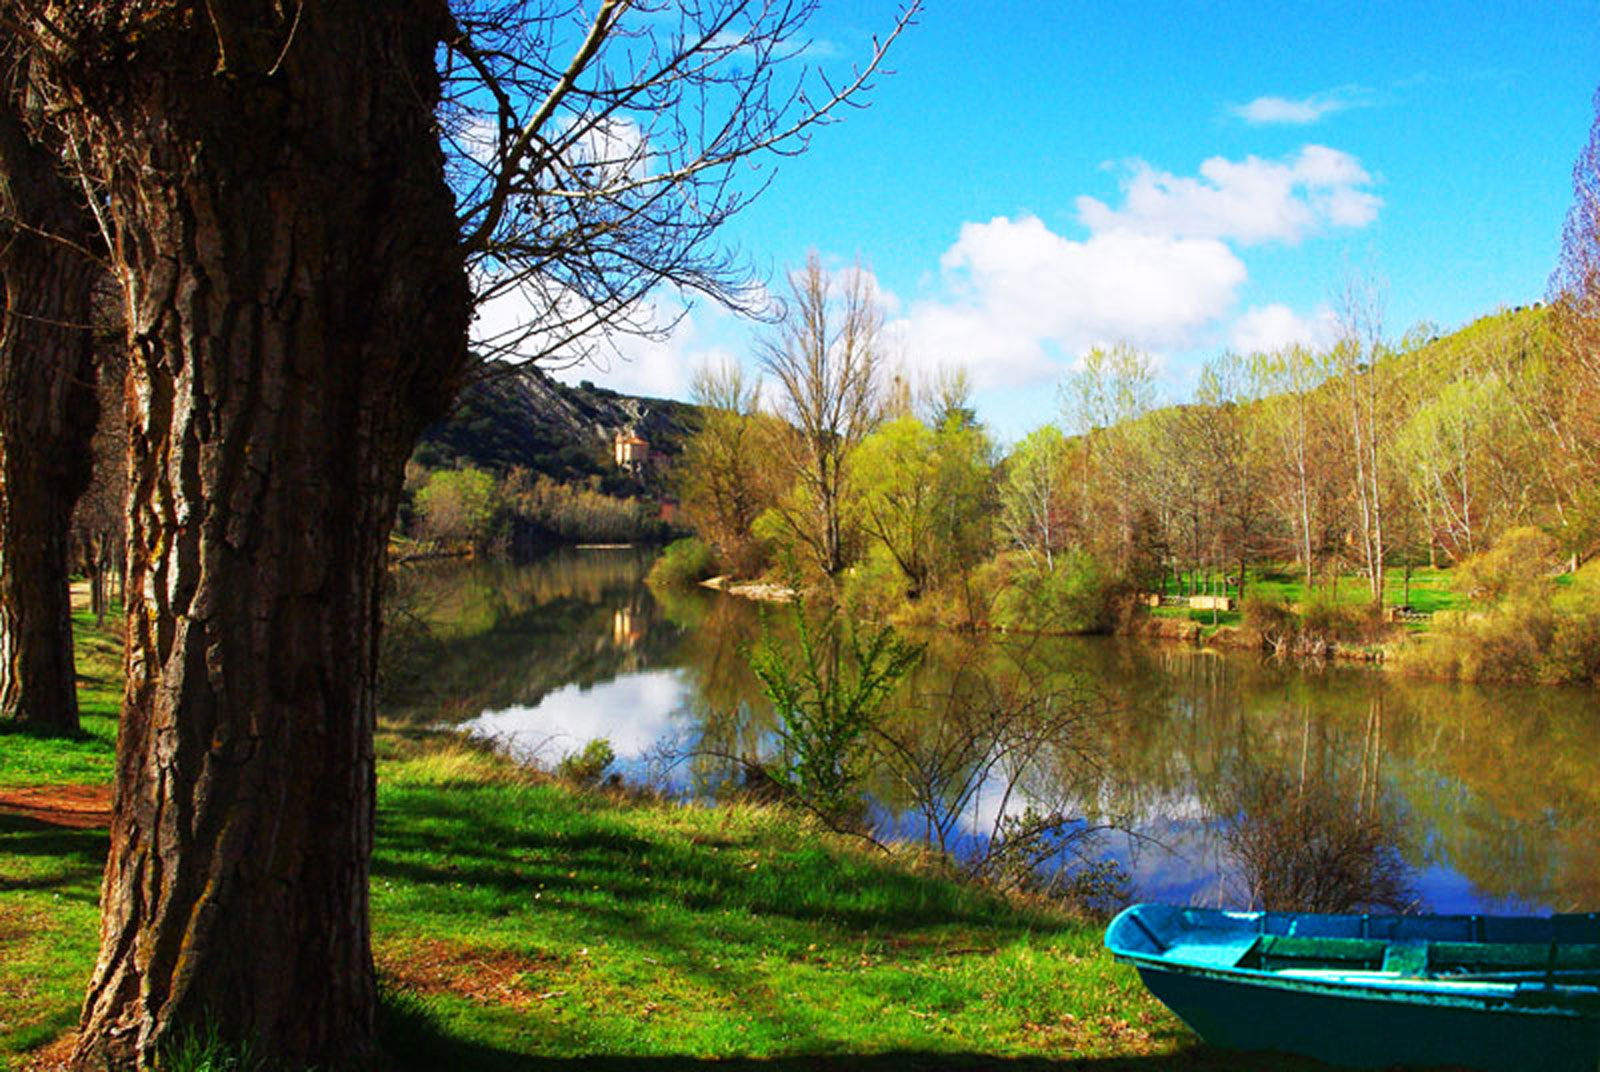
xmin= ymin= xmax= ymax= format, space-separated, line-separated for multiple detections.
xmin=1112 ymin=948 xmax=1600 ymax=1018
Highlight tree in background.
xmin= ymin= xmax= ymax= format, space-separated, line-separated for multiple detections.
xmin=853 ymin=411 xmax=994 ymax=602
xmin=759 ymin=256 xmax=889 ymax=579
xmin=416 ymin=467 xmax=501 ymax=550
xmin=1392 ymin=370 xmax=1515 ymax=562
xmin=1189 ymin=353 xmax=1272 ymax=607
xmin=1000 ymin=425 xmax=1071 ymax=571
xmin=1249 ymin=345 xmax=1336 ymax=586
xmin=678 ymin=358 xmax=772 ymax=575
xmin=0 ymin=49 xmax=101 ymax=735
xmin=1334 ymin=273 xmax=1391 ymax=603
xmin=1548 ymin=85 xmax=1600 ymax=566
xmin=1060 ymin=344 xmax=1159 ymax=569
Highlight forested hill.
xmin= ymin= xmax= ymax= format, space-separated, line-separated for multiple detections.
xmin=412 ymin=362 xmax=700 ymax=493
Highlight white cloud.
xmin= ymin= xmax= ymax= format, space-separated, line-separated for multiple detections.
xmin=1230 ymin=303 xmax=1340 ymax=354
xmin=465 ymin=670 xmax=689 ymax=763
xmin=888 ymin=145 xmax=1379 ymax=397
xmin=472 ymin=276 xmax=735 ymax=401
xmin=549 ymin=303 xmax=738 ymax=400
xmin=1233 ymin=88 xmax=1368 ymax=126
xmin=891 ymin=217 xmax=1245 ymax=390
xmin=1076 ymin=145 xmax=1381 ymax=246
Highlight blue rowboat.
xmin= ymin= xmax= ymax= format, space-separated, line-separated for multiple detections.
xmin=1106 ymin=904 xmax=1600 ymax=1071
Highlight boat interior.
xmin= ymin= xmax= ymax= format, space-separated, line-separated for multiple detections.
xmin=1112 ymin=906 xmax=1600 ymax=987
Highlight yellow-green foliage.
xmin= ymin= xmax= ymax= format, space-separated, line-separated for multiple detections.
xmin=646 ymin=536 xmax=714 ymax=588
xmin=1297 ymin=589 xmax=1385 ymax=645
xmin=1452 ymin=526 xmax=1563 ymax=604
xmin=414 ymin=466 xmax=500 ymax=546
xmin=978 ymin=549 xmax=1126 ymax=635
xmin=1400 ymin=544 xmax=1600 ymax=685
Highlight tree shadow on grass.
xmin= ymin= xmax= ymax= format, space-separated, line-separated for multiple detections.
xmin=373 ymin=782 xmax=1045 ymax=936
xmin=0 ymin=813 xmax=107 ymax=897
xmin=381 ymin=1018 xmax=1336 ymax=1072
xmin=372 ymin=784 xmax=1360 ymax=1072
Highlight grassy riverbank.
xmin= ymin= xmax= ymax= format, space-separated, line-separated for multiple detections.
xmin=1 ymin=611 xmax=1337 ymax=1071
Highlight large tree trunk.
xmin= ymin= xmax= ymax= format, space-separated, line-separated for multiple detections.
xmin=0 ymin=77 xmax=99 ymax=735
xmin=16 ymin=5 xmax=471 ymax=1067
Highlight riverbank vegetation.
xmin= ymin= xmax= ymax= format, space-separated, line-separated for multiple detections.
xmin=664 ymin=273 xmax=1600 ymax=685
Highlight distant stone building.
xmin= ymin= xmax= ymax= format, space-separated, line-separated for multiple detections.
xmin=613 ymin=429 xmax=648 ymax=472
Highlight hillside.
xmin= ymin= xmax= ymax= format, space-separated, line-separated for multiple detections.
xmin=412 ymin=362 xmax=701 ymax=497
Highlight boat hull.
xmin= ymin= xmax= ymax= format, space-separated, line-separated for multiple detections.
xmin=1136 ymin=961 xmax=1600 ymax=1072
xmin=1107 ymin=904 xmax=1600 ymax=1072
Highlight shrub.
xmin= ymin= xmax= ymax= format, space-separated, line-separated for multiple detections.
xmin=747 ymin=599 xmax=921 ymax=830
xmin=1400 ymin=543 xmax=1600 ymax=685
xmin=1242 ymin=593 xmax=1298 ymax=653
xmin=1453 ymin=526 xmax=1562 ymax=605
xmin=1544 ymin=610 xmax=1600 ymax=685
xmin=646 ymin=537 xmax=714 ymax=588
xmin=414 ymin=466 xmax=500 ymax=548
xmin=556 ymin=738 xmax=616 ymax=787
xmin=1298 ymin=589 xmax=1383 ymax=645
xmin=987 ymin=548 xmax=1125 ymax=634
xmin=1220 ymin=766 xmax=1414 ymax=914
xmin=839 ymin=544 xmax=907 ymax=623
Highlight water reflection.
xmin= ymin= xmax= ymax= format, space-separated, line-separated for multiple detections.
xmin=379 ymin=550 xmax=1600 ymax=915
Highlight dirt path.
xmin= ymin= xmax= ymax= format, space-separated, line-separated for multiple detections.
xmin=0 ymin=785 xmax=112 ymax=829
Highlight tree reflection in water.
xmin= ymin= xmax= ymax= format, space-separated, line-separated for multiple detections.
xmin=380 ymin=553 xmax=1600 ymax=914
xmin=1217 ymin=762 xmax=1416 ymax=913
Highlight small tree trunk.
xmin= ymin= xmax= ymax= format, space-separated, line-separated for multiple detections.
xmin=0 ymin=83 xmax=100 ymax=735
xmin=35 ymin=5 xmax=472 ymax=1067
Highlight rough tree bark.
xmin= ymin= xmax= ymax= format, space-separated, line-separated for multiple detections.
xmin=0 ymin=66 xmax=99 ymax=735
xmin=12 ymin=3 xmax=471 ymax=1066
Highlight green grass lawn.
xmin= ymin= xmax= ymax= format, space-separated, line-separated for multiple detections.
xmin=1150 ymin=565 xmax=1469 ymax=631
xmin=0 ymin=606 xmax=121 ymax=790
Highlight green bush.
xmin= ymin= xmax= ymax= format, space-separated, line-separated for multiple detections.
xmin=1544 ymin=610 xmax=1600 ymax=685
xmin=413 ymin=466 xmax=501 ymax=548
xmin=646 ymin=537 xmax=714 ymax=588
xmin=840 ymin=544 xmax=913 ymax=622
xmin=1400 ymin=536 xmax=1599 ymax=685
xmin=986 ymin=549 xmax=1125 ymax=634
xmin=556 ymin=738 xmax=616 ymax=787
xmin=1400 ymin=597 xmax=1600 ymax=685
xmin=747 ymin=600 xmax=921 ymax=830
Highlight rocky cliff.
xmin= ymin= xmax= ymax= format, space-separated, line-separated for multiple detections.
xmin=413 ymin=362 xmax=700 ymax=494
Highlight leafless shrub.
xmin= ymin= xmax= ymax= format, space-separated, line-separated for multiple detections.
xmin=1220 ymin=765 xmax=1416 ymax=914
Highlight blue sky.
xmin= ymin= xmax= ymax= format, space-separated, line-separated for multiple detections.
xmin=523 ymin=1 xmax=1600 ymax=442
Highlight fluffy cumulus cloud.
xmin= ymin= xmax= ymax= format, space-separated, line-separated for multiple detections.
xmin=1230 ymin=303 xmax=1341 ymax=354
xmin=891 ymin=145 xmax=1379 ymax=391
xmin=892 ymin=218 xmax=1245 ymax=388
xmin=1076 ymin=145 xmax=1381 ymax=246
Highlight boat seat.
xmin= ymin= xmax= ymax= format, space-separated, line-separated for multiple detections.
xmin=1239 ymin=935 xmax=1387 ymax=972
xmin=1381 ymin=940 xmax=1428 ymax=976
xmin=1166 ymin=937 xmax=1262 ymax=969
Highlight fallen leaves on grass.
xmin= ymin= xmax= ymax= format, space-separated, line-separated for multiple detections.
xmin=377 ymin=938 xmax=561 ymax=1009
xmin=0 ymin=785 xmax=112 ymax=829
xmin=18 ymin=1029 xmax=75 ymax=1071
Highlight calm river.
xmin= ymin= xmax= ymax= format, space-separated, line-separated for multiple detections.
xmin=379 ymin=548 xmax=1600 ymax=916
